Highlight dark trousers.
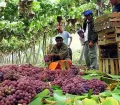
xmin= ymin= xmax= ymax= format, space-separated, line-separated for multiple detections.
xmin=84 ymin=41 xmax=98 ymax=69
xmin=52 ymin=56 xmax=60 ymax=62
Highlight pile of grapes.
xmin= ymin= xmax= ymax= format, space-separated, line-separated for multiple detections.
xmin=61 ymin=77 xmax=107 ymax=95
xmin=0 ymin=64 xmax=107 ymax=105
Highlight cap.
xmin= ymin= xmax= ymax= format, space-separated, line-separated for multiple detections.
xmin=55 ymin=35 xmax=63 ymax=40
xmin=83 ymin=10 xmax=93 ymax=16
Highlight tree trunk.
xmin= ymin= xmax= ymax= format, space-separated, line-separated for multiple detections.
xmin=12 ymin=52 xmax=14 ymax=64
xmin=32 ymin=44 xmax=36 ymax=64
xmin=27 ymin=48 xmax=32 ymax=64
xmin=36 ymin=40 xmax=41 ymax=63
xmin=18 ymin=51 xmax=21 ymax=64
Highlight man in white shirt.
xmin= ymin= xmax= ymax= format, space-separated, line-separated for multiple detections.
xmin=57 ymin=26 xmax=72 ymax=60
xmin=77 ymin=29 xmax=85 ymax=64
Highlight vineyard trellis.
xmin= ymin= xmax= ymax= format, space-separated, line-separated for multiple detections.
xmin=0 ymin=0 xmax=111 ymax=65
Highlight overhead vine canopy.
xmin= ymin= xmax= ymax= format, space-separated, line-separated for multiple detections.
xmin=0 ymin=0 xmax=111 ymax=53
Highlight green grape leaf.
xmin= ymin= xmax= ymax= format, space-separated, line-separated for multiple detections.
xmin=29 ymin=97 xmax=42 ymax=105
xmin=34 ymin=89 xmax=50 ymax=100
xmin=99 ymin=91 xmax=112 ymax=97
xmin=112 ymin=93 xmax=120 ymax=102
xmin=53 ymin=90 xmax=67 ymax=102
xmin=88 ymin=89 xmax=93 ymax=99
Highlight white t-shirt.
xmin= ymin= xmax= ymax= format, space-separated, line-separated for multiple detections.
xmin=58 ymin=31 xmax=72 ymax=45
xmin=84 ymin=23 xmax=88 ymax=42
xmin=79 ymin=37 xmax=84 ymax=46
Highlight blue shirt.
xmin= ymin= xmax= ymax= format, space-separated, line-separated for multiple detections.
xmin=58 ymin=31 xmax=72 ymax=45
xmin=112 ymin=3 xmax=120 ymax=12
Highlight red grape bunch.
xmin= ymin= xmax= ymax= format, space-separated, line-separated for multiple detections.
xmin=0 ymin=64 xmax=107 ymax=105
xmin=0 ymin=78 xmax=49 ymax=105
xmin=44 ymin=55 xmax=51 ymax=62
xmin=61 ymin=77 xmax=107 ymax=95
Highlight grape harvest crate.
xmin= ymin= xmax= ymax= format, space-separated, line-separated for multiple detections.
xmin=95 ymin=13 xmax=120 ymax=32
xmin=99 ymin=58 xmax=120 ymax=75
xmin=116 ymin=27 xmax=120 ymax=42
xmin=99 ymin=44 xmax=118 ymax=58
xmin=99 ymin=43 xmax=120 ymax=75
xmin=97 ymin=27 xmax=120 ymax=45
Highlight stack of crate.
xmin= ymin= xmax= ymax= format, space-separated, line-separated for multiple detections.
xmin=94 ymin=13 xmax=120 ymax=75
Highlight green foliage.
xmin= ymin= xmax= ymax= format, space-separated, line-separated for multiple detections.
xmin=0 ymin=0 xmax=111 ymax=54
xmin=29 ymin=81 xmax=120 ymax=105
xmin=0 ymin=0 xmax=18 ymax=21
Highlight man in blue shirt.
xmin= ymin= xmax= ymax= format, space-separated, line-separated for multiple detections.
xmin=110 ymin=0 xmax=120 ymax=12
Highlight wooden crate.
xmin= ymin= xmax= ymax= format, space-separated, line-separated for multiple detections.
xmin=95 ymin=19 xmax=120 ymax=32
xmin=97 ymin=27 xmax=120 ymax=45
xmin=95 ymin=13 xmax=120 ymax=32
xmin=98 ymin=31 xmax=116 ymax=45
xmin=95 ymin=13 xmax=120 ymax=25
xmin=99 ymin=44 xmax=118 ymax=58
xmin=99 ymin=58 xmax=120 ymax=75
xmin=98 ymin=43 xmax=120 ymax=75
xmin=116 ymin=27 xmax=120 ymax=42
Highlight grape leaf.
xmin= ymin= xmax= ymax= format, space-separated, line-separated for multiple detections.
xmin=29 ymin=89 xmax=54 ymax=105
xmin=112 ymin=93 xmax=120 ymax=102
xmin=113 ymin=87 xmax=120 ymax=93
xmin=74 ymin=97 xmax=83 ymax=105
xmin=113 ymin=83 xmax=120 ymax=93
xmin=82 ymin=75 xmax=101 ymax=80
xmin=75 ymin=96 xmax=88 ymax=100
xmin=29 ymin=97 xmax=42 ymax=105
xmin=66 ymin=93 xmax=88 ymax=100
xmin=66 ymin=93 xmax=76 ymax=98
xmin=52 ymin=90 xmax=73 ymax=105
xmin=53 ymin=90 xmax=67 ymax=101
xmin=52 ymin=85 xmax=61 ymax=90
xmin=85 ymin=70 xmax=102 ymax=75
xmin=99 ymin=91 xmax=112 ymax=97
xmin=56 ymin=101 xmax=68 ymax=105
xmin=88 ymin=89 xmax=93 ymax=99
xmin=100 ymin=77 xmax=119 ymax=84
xmin=82 ymin=75 xmax=93 ymax=80
xmin=105 ymin=74 xmax=120 ymax=79
xmin=33 ymin=89 xmax=50 ymax=100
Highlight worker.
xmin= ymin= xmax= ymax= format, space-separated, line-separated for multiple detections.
xmin=77 ymin=29 xmax=84 ymax=46
xmin=46 ymin=35 xmax=72 ymax=70
xmin=56 ymin=16 xmax=65 ymax=30
xmin=110 ymin=0 xmax=120 ymax=12
xmin=56 ymin=26 xmax=72 ymax=60
xmin=77 ymin=29 xmax=85 ymax=65
xmin=83 ymin=10 xmax=98 ymax=70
